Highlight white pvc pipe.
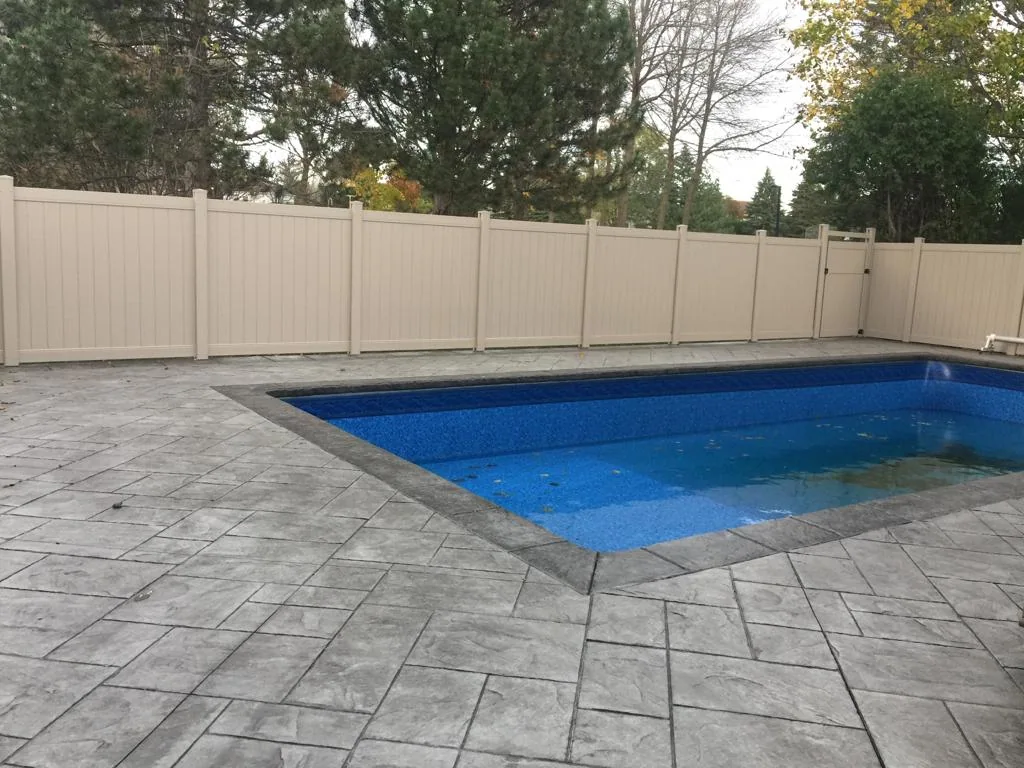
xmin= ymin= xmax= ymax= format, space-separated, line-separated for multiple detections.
xmin=981 ymin=333 xmax=1024 ymax=351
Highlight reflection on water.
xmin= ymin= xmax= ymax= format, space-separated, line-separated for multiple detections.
xmin=428 ymin=409 xmax=1024 ymax=551
xmin=824 ymin=444 xmax=1022 ymax=492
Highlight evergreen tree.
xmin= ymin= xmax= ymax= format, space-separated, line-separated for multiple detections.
xmin=745 ymin=168 xmax=780 ymax=233
xmin=355 ymin=0 xmax=634 ymax=216
xmin=0 ymin=0 xmax=336 ymax=195
xmin=258 ymin=2 xmax=366 ymax=205
xmin=786 ymin=177 xmax=832 ymax=237
xmin=0 ymin=0 xmax=153 ymax=190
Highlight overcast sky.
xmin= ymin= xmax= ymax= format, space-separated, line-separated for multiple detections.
xmin=705 ymin=0 xmax=809 ymax=205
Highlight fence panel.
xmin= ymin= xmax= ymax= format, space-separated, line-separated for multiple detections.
xmin=361 ymin=212 xmax=478 ymax=351
xmin=486 ymin=221 xmax=588 ymax=347
xmin=20 ymin=180 xmax=1024 ymax=364
xmin=13 ymin=189 xmax=194 ymax=362
xmin=863 ymin=243 xmax=914 ymax=340
xmin=675 ymin=233 xmax=757 ymax=342
xmin=589 ymin=228 xmax=676 ymax=344
xmin=910 ymin=244 xmax=1024 ymax=349
xmin=754 ymin=237 xmax=820 ymax=339
xmin=208 ymin=201 xmax=350 ymax=355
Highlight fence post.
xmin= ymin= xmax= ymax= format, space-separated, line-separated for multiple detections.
xmin=349 ymin=201 xmax=364 ymax=355
xmin=475 ymin=210 xmax=491 ymax=351
xmin=0 ymin=177 xmax=19 ymax=366
xmin=812 ymin=223 xmax=830 ymax=339
xmin=193 ymin=189 xmax=209 ymax=360
xmin=670 ymin=224 xmax=688 ymax=344
xmin=857 ymin=227 xmax=876 ymax=336
xmin=580 ymin=217 xmax=598 ymax=348
xmin=1015 ymin=239 xmax=1024 ymax=356
xmin=902 ymin=236 xmax=924 ymax=343
xmin=750 ymin=229 xmax=767 ymax=341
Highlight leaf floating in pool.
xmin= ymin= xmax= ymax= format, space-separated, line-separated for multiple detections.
xmin=539 ymin=473 xmax=550 ymax=478
xmin=742 ymin=435 xmax=766 ymax=441
xmin=611 ymin=469 xmax=621 ymax=475
xmin=466 ymin=474 xmax=478 ymax=479
xmin=548 ymin=481 xmax=560 ymax=487
xmin=495 ymin=490 xmax=511 ymax=498
xmin=485 ymin=463 xmax=498 ymax=468
xmin=541 ymin=505 xmax=555 ymax=513
xmin=493 ymin=479 xmax=503 ymax=484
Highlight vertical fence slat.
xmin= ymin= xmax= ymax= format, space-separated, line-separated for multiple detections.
xmin=812 ymin=224 xmax=830 ymax=339
xmin=670 ymin=224 xmax=688 ymax=344
xmin=475 ymin=210 xmax=491 ymax=351
xmin=902 ymin=236 xmax=924 ymax=343
xmin=1013 ymin=239 xmax=1024 ymax=356
xmin=0 ymin=177 xmax=18 ymax=366
xmin=193 ymin=189 xmax=209 ymax=360
xmin=580 ymin=218 xmax=598 ymax=348
xmin=750 ymin=229 xmax=766 ymax=342
xmin=349 ymin=201 xmax=363 ymax=355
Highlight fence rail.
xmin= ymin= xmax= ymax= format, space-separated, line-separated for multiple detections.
xmin=3 ymin=176 xmax=1019 ymax=365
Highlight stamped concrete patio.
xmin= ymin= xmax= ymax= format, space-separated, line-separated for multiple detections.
xmin=0 ymin=339 xmax=1021 ymax=768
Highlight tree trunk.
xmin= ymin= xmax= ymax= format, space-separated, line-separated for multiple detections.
xmin=656 ymin=133 xmax=677 ymax=229
xmin=681 ymin=125 xmax=709 ymax=227
xmin=432 ymin=190 xmax=452 ymax=215
xmin=184 ymin=0 xmax=212 ymax=192
xmin=614 ymin=129 xmax=637 ymax=227
xmin=682 ymin=51 xmax=717 ymax=228
xmin=298 ymin=156 xmax=313 ymax=205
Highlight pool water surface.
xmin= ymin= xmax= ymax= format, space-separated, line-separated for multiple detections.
xmin=287 ymin=361 xmax=1024 ymax=551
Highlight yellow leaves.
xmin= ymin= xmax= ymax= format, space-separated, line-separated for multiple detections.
xmin=791 ymin=0 xmax=998 ymax=127
xmin=345 ymin=167 xmax=425 ymax=212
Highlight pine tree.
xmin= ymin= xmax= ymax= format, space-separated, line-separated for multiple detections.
xmin=0 ymin=0 xmax=340 ymax=195
xmin=745 ymin=168 xmax=780 ymax=233
xmin=355 ymin=0 xmax=634 ymax=216
xmin=0 ymin=0 xmax=153 ymax=190
xmin=786 ymin=177 xmax=832 ymax=237
xmin=258 ymin=2 xmax=365 ymax=205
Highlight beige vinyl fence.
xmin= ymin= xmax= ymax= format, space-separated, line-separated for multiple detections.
xmin=0 ymin=177 xmax=873 ymax=365
xmin=862 ymin=237 xmax=1024 ymax=352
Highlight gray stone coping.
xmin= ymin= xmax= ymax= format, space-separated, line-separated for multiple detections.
xmin=217 ymin=349 xmax=1024 ymax=593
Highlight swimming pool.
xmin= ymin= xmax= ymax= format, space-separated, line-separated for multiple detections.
xmin=287 ymin=359 xmax=1024 ymax=552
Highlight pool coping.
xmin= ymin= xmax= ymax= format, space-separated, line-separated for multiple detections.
xmin=217 ymin=347 xmax=1024 ymax=593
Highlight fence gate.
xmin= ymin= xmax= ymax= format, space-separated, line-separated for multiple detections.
xmin=818 ymin=229 xmax=874 ymax=338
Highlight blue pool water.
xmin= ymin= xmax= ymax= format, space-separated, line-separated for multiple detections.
xmin=288 ymin=361 xmax=1024 ymax=551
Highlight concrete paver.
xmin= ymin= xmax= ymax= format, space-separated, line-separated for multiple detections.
xmin=0 ymin=340 xmax=1019 ymax=767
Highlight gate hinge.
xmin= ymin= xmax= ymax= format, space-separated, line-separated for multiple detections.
xmin=857 ymin=329 xmax=865 ymax=335
xmin=864 ymin=268 xmax=871 ymax=274
xmin=823 ymin=267 xmax=830 ymax=275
